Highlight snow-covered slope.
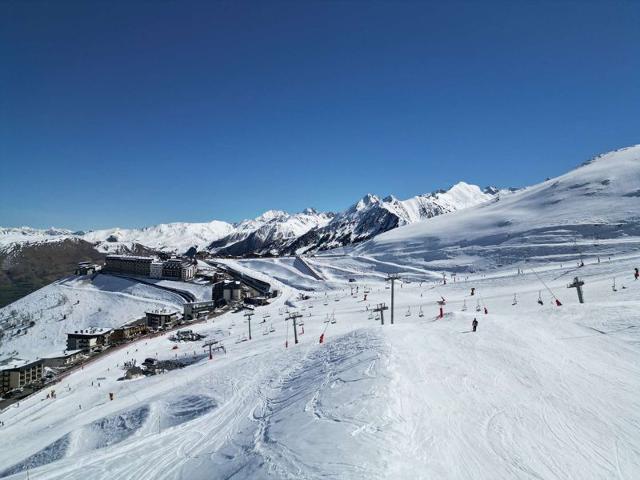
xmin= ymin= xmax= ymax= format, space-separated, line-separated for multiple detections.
xmin=0 ymin=275 xmax=185 ymax=364
xmin=349 ymin=145 xmax=640 ymax=272
xmin=2 ymin=253 xmax=640 ymax=479
xmin=4 ymin=146 xmax=640 ymax=479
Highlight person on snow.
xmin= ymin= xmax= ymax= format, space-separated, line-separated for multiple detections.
xmin=472 ymin=318 xmax=478 ymax=332
xmin=635 ymin=267 xmax=639 ymax=280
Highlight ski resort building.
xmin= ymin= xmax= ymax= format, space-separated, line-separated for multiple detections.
xmin=161 ymin=258 xmax=197 ymax=281
xmin=66 ymin=328 xmax=112 ymax=352
xmin=110 ymin=323 xmax=148 ymax=344
xmin=183 ymin=300 xmax=217 ymax=320
xmin=104 ymin=255 xmax=153 ymax=276
xmin=150 ymin=261 xmax=164 ymax=278
xmin=145 ymin=310 xmax=179 ymax=330
xmin=1 ymin=359 xmax=44 ymax=394
xmin=75 ymin=261 xmax=101 ymax=275
xmin=212 ymin=280 xmax=262 ymax=306
xmin=41 ymin=350 xmax=85 ymax=369
xmin=104 ymin=255 xmax=197 ymax=281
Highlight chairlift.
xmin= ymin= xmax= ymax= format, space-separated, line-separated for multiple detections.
xmin=475 ymin=300 xmax=481 ymax=312
xmin=269 ymin=323 xmax=276 ymax=333
xmin=368 ymin=312 xmax=374 ymax=320
xmin=330 ymin=314 xmax=337 ymax=324
xmin=405 ymin=306 xmax=411 ymax=317
xmin=461 ymin=299 xmax=467 ymax=311
xmin=537 ymin=291 xmax=544 ymax=306
xmin=612 ymin=277 xmax=617 ymax=292
xmin=512 ymin=294 xmax=518 ymax=306
xmin=418 ymin=306 xmax=424 ymax=318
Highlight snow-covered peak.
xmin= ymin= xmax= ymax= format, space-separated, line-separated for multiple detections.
xmin=353 ymin=194 xmax=380 ymax=212
xmin=254 ymin=210 xmax=288 ymax=222
xmin=83 ymin=220 xmax=234 ymax=254
xmin=0 ymin=227 xmax=77 ymax=253
xmin=427 ymin=181 xmax=493 ymax=210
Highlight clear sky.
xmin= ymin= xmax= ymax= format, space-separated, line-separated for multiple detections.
xmin=1 ymin=0 xmax=639 ymax=230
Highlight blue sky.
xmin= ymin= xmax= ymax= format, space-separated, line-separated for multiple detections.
xmin=1 ymin=0 xmax=639 ymax=230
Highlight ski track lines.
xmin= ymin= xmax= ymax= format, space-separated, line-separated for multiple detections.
xmin=3 ymin=256 xmax=640 ymax=479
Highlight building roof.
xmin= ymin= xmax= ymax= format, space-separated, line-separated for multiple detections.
xmin=40 ymin=349 xmax=85 ymax=360
xmin=1 ymin=358 xmax=43 ymax=371
xmin=105 ymin=254 xmax=155 ymax=261
xmin=67 ymin=327 xmax=112 ymax=337
xmin=145 ymin=308 xmax=179 ymax=316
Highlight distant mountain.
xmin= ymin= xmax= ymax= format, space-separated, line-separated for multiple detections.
xmin=82 ymin=220 xmax=235 ymax=254
xmin=0 ymin=181 xmax=503 ymax=305
xmin=282 ymin=182 xmax=500 ymax=255
xmin=208 ymin=208 xmax=335 ymax=256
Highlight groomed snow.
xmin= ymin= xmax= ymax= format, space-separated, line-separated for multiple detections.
xmin=1 ymin=253 xmax=639 ymax=479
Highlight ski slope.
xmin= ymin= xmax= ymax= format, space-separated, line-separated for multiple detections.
xmin=1 ymin=253 xmax=639 ymax=479
xmin=348 ymin=145 xmax=640 ymax=272
xmin=0 ymin=274 xmax=185 ymax=364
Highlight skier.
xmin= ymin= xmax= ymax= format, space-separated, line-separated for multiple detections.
xmin=635 ymin=268 xmax=639 ymax=280
xmin=472 ymin=318 xmax=478 ymax=332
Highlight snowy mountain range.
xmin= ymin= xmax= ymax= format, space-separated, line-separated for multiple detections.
xmin=0 ymin=182 xmax=500 ymax=258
